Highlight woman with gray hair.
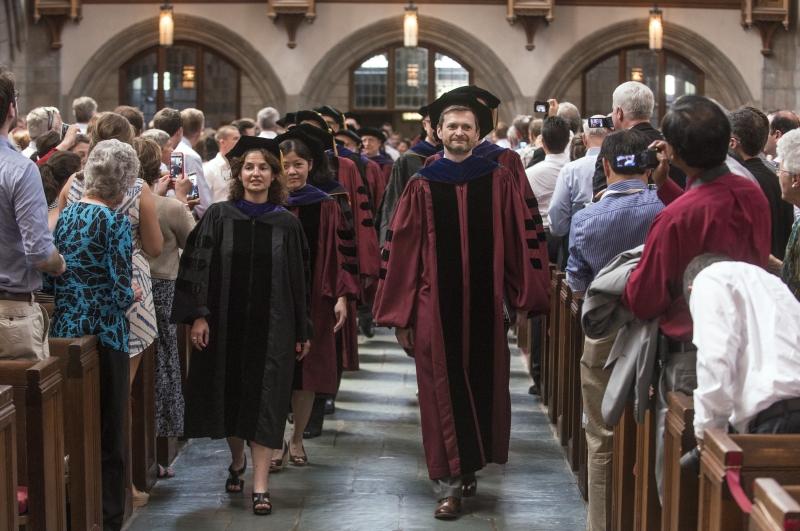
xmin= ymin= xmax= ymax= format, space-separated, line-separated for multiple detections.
xmin=48 ymin=138 xmax=142 ymax=531
xmin=776 ymin=128 xmax=800 ymax=300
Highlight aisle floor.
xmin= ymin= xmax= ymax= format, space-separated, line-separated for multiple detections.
xmin=125 ymin=329 xmax=586 ymax=530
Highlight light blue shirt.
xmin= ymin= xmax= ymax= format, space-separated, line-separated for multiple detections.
xmin=566 ymin=179 xmax=664 ymax=293
xmin=548 ymin=147 xmax=600 ymax=237
xmin=0 ymin=135 xmax=56 ymax=292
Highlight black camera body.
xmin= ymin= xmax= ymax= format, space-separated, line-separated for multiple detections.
xmin=611 ymin=149 xmax=660 ymax=172
xmin=587 ymin=116 xmax=614 ymax=129
xmin=533 ymin=101 xmax=549 ymax=114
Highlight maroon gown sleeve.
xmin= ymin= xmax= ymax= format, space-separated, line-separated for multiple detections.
xmin=337 ymin=156 xmax=380 ymax=284
xmin=364 ymin=160 xmax=383 ymax=216
xmin=498 ymin=168 xmax=550 ymax=316
xmin=373 ymin=179 xmax=425 ymax=329
xmin=317 ymin=200 xmax=359 ymax=300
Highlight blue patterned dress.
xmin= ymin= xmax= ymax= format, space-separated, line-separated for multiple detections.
xmin=50 ymin=202 xmax=135 ymax=352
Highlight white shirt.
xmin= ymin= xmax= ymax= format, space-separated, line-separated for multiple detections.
xmin=21 ymin=141 xmax=36 ymax=158
xmin=691 ymin=261 xmax=800 ymax=439
xmin=258 ymin=130 xmax=277 ymax=139
xmin=384 ymin=144 xmax=400 ymax=161
xmin=526 ymin=151 xmax=570 ymax=229
xmin=548 ymin=146 xmax=600 ymax=237
xmin=175 ymin=137 xmax=210 ymax=217
xmin=76 ymin=122 xmax=89 ymax=134
xmin=202 ymin=152 xmax=232 ymax=204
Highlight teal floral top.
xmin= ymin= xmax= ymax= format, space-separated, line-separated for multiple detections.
xmin=49 ymin=202 xmax=135 ymax=352
xmin=781 ymin=218 xmax=800 ymax=301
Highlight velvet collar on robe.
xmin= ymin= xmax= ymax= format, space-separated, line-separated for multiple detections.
xmin=331 ymin=145 xmax=370 ymax=164
xmin=410 ymin=140 xmax=439 ymax=158
xmin=312 ymin=178 xmax=347 ymax=196
xmin=234 ymin=199 xmax=286 ymax=217
xmin=417 ymin=155 xmax=499 ymax=185
xmin=288 ymin=184 xmax=332 ymax=206
xmin=434 ymin=139 xmax=506 ymax=163
xmin=368 ymin=152 xmax=394 ymax=167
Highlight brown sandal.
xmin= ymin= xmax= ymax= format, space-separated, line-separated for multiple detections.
xmin=270 ymin=441 xmax=289 ymax=472
xmin=289 ymin=443 xmax=308 ymax=466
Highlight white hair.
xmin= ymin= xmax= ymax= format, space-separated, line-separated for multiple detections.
xmin=141 ymin=128 xmax=170 ymax=149
xmin=612 ymin=82 xmax=655 ymax=121
xmin=778 ymin=128 xmax=800 ymax=174
xmin=257 ymin=107 xmax=280 ymax=130
xmin=26 ymin=106 xmax=60 ymax=140
xmin=84 ymin=139 xmax=140 ymax=203
xmin=72 ymin=96 xmax=97 ymax=123
xmin=557 ymin=102 xmax=582 ymax=133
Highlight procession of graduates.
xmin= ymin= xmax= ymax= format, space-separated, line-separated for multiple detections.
xmin=169 ymin=85 xmax=552 ymax=520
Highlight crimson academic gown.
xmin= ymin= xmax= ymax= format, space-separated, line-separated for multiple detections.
xmin=289 ymin=185 xmax=360 ymax=394
xmin=367 ymin=153 xmax=393 ymax=218
xmin=373 ymin=156 xmax=550 ymax=480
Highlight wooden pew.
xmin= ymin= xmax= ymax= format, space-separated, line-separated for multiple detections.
xmin=0 ymin=358 xmax=67 ymax=531
xmin=612 ymin=403 xmax=637 ymax=531
xmin=0 ymin=385 xmax=18 ymax=531
xmin=545 ymin=271 xmax=565 ymax=423
xmin=749 ymin=478 xmax=800 ymax=531
xmin=699 ymin=429 xmax=800 ymax=531
xmin=662 ymin=391 xmax=698 ymax=531
xmin=633 ymin=406 xmax=661 ymax=530
xmin=131 ymin=342 xmax=158 ymax=494
xmin=567 ymin=296 xmax=584 ymax=472
xmin=48 ymin=336 xmax=102 ymax=531
xmin=556 ymin=279 xmax=573 ymax=445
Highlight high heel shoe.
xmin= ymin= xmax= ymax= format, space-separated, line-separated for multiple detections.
xmin=252 ymin=492 xmax=272 ymax=515
xmin=225 ymin=455 xmax=247 ymax=493
xmin=289 ymin=443 xmax=308 ymax=466
xmin=269 ymin=441 xmax=289 ymax=472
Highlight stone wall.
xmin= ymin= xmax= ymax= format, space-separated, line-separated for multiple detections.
xmin=761 ymin=8 xmax=800 ymax=112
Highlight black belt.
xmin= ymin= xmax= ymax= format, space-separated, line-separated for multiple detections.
xmin=665 ymin=337 xmax=697 ymax=354
xmin=0 ymin=291 xmax=34 ymax=302
xmin=749 ymin=397 xmax=800 ymax=431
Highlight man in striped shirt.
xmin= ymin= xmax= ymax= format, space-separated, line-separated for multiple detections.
xmin=567 ymin=129 xmax=664 ymax=531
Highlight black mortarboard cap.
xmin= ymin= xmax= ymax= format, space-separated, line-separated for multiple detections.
xmin=276 ymin=123 xmax=328 ymax=171
xmin=225 ymin=136 xmax=280 ymax=162
xmin=314 ymin=105 xmax=345 ymax=130
xmin=335 ymin=129 xmax=362 ymax=146
xmin=357 ymin=127 xmax=387 ymax=143
xmin=427 ymin=93 xmax=495 ymax=137
xmin=295 ymin=110 xmax=329 ymax=131
xmin=418 ymin=104 xmax=430 ymax=118
xmin=447 ymin=85 xmax=501 ymax=109
xmin=277 ymin=112 xmax=296 ymax=128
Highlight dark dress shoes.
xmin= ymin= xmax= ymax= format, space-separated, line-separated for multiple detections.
xmin=434 ymin=497 xmax=461 ymax=520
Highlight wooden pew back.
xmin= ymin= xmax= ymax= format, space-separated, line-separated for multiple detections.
xmin=48 ymin=336 xmax=102 ymax=531
xmin=0 ymin=385 xmax=17 ymax=530
xmin=662 ymin=391 xmax=698 ymax=531
xmin=0 ymin=358 xmax=66 ymax=531
xmin=699 ymin=429 xmax=800 ymax=531
xmin=749 ymin=478 xmax=800 ymax=531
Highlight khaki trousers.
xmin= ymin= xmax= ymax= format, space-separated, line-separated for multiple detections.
xmin=0 ymin=298 xmax=50 ymax=360
xmin=581 ymin=334 xmax=615 ymax=531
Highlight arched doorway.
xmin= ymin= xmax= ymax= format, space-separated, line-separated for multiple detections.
xmin=583 ymin=46 xmax=704 ymax=124
xmin=350 ymin=43 xmax=472 ymax=136
xmin=120 ymin=42 xmax=241 ymax=127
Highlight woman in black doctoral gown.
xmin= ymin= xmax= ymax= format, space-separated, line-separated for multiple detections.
xmin=172 ymin=136 xmax=310 ymax=516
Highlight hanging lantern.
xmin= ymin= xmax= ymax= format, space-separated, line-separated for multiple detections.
xmin=159 ymin=3 xmax=174 ymax=47
xmin=404 ymin=3 xmax=418 ymax=48
xmin=649 ymin=5 xmax=663 ymax=51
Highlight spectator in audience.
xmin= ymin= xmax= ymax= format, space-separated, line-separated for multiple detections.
xmin=141 ymin=128 xmax=172 ymax=173
xmin=558 ymin=102 xmax=582 ymax=135
xmin=232 ymin=118 xmax=257 ymax=137
xmin=73 ymin=96 xmax=97 ymax=133
xmin=203 ymin=125 xmax=241 ymax=204
xmin=396 ymin=138 xmax=410 ymax=154
xmin=684 ymin=255 xmax=800 ymax=443
xmin=526 ymin=116 xmax=571 ymax=264
xmin=512 ymin=114 xmax=531 ymax=150
xmin=135 ymin=136 xmax=195 ymax=479
xmin=11 ymin=126 xmax=29 ymax=152
xmin=765 ymin=110 xmax=800 ymax=161
xmin=172 ymin=137 xmax=309 ymax=517
xmin=114 ymin=105 xmax=145 ymax=137
xmin=493 ymin=121 xmax=510 ymax=148
xmin=0 ymin=69 xmax=65 ymax=361
xmin=729 ymin=107 xmax=795 ymax=260
xmin=49 ymin=139 xmax=141 ymax=531
xmin=69 ymin=133 xmax=90 ymax=169
xmin=34 ymin=129 xmax=61 ymax=163
xmin=549 ymin=116 xmax=610 ymax=239
xmin=568 ymin=128 xmax=664 ymax=531
xmin=176 ymin=108 xmax=210 ymax=216
xmin=24 ymin=106 xmax=62 ymax=158
xmin=257 ymin=106 xmax=281 ymax=139
xmin=193 ymin=128 xmax=219 ymax=162
xmin=776 ymin=128 xmax=800 ymax=300
xmin=39 ymin=150 xmax=81 ymax=209
xmin=521 ymin=117 xmax=543 ymax=168
xmin=623 ymin=95 xmax=771 ymax=500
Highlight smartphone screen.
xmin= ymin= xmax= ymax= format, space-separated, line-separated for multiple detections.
xmin=187 ymin=172 xmax=199 ymax=199
xmin=170 ymin=153 xmax=184 ymax=179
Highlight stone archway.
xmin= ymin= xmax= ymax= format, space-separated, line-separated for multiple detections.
xmin=300 ymin=15 xmax=526 ymax=122
xmin=537 ymin=19 xmax=754 ymax=110
xmin=66 ymin=13 xmax=286 ymax=113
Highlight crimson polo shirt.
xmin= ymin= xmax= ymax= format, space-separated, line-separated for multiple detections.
xmin=622 ymin=165 xmax=771 ymax=342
